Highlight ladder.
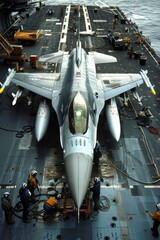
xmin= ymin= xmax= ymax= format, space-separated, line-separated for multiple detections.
xmin=0 ymin=34 xmax=14 ymax=55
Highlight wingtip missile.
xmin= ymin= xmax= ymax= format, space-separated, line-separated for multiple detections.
xmin=151 ymin=88 xmax=156 ymax=96
xmin=0 ymin=68 xmax=16 ymax=94
xmin=140 ymin=69 xmax=156 ymax=95
xmin=0 ymin=87 xmax=4 ymax=94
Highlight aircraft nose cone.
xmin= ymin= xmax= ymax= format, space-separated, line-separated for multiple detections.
xmin=64 ymin=153 xmax=93 ymax=208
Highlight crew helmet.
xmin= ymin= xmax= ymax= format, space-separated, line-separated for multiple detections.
xmin=22 ymin=183 xmax=27 ymax=189
xmin=94 ymin=177 xmax=99 ymax=183
xmin=156 ymin=203 xmax=160 ymax=210
xmin=56 ymin=194 xmax=61 ymax=199
xmin=31 ymin=170 xmax=37 ymax=176
xmin=4 ymin=192 xmax=9 ymax=198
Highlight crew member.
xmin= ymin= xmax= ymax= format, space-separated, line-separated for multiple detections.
xmin=43 ymin=194 xmax=61 ymax=215
xmin=112 ymin=18 xmax=117 ymax=29
xmin=127 ymin=46 xmax=134 ymax=58
xmin=60 ymin=6 xmax=64 ymax=17
xmin=1 ymin=192 xmax=15 ymax=224
xmin=19 ymin=183 xmax=31 ymax=223
xmin=27 ymin=170 xmax=39 ymax=201
xmin=94 ymin=140 xmax=102 ymax=171
xmin=74 ymin=5 xmax=78 ymax=14
xmin=91 ymin=177 xmax=101 ymax=211
xmin=147 ymin=203 xmax=160 ymax=238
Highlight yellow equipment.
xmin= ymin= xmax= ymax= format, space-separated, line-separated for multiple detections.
xmin=14 ymin=30 xmax=41 ymax=43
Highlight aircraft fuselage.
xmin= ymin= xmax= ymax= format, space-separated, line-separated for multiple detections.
xmin=51 ymin=43 xmax=105 ymax=208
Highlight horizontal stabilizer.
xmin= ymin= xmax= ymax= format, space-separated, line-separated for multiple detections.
xmin=39 ymin=50 xmax=64 ymax=63
xmin=79 ymin=31 xmax=95 ymax=36
xmin=92 ymin=51 xmax=117 ymax=64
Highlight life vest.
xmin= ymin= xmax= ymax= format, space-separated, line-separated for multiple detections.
xmin=27 ymin=174 xmax=38 ymax=189
xmin=153 ymin=211 xmax=160 ymax=221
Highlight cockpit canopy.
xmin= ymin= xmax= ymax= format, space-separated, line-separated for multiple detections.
xmin=69 ymin=92 xmax=88 ymax=134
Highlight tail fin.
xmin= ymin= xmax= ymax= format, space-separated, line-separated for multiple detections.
xmin=77 ymin=5 xmax=81 ymax=43
xmin=76 ymin=41 xmax=82 ymax=67
xmin=77 ymin=208 xmax=80 ymax=223
xmin=76 ymin=5 xmax=82 ymax=67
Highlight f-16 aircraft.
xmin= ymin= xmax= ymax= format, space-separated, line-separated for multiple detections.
xmin=0 ymin=38 xmax=156 ymax=219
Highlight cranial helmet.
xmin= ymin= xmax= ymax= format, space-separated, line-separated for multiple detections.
xmin=156 ymin=203 xmax=160 ymax=210
xmin=56 ymin=194 xmax=61 ymax=199
xmin=22 ymin=183 xmax=27 ymax=189
xmin=94 ymin=177 xmax=99 ymax=183
xmin=31 ymin=170 xmax=37 ymax=176
xmin=4 ymin=192 xmax=9 ymax=198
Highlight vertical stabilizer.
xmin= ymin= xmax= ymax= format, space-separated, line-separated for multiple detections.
xmin=77 ymin=208 xmax=80 ymax=223
xmin=76 ymin=5 xmax=82 ymax=67
xmin=76 ymin=41 xmax=82 ymax=67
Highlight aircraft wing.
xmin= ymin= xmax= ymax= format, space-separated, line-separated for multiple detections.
xmin=98 ymin=73 xmax=144 ymax=100
xmin=38 ymin=51 xmax=64 ymax=63
xmin=12 ymin=72 xmax=60 ymax=100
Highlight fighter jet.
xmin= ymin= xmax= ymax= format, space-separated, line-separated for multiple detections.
xmin=0 ymin=38 xmax=156 ymax=219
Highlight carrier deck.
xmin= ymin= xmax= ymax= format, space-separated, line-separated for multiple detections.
xmin=0 ymin=4 xmax=160 ymax=240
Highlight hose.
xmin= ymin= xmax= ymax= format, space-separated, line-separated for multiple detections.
xmin=14 ymin=185 xmax=61 ymax=222
xmin=0 ymin=124 xmax=33 ymax=138
xmin=98 ymin=195 xmax=110 ymax=212
xmin=107 ymin=96 xmax=160 ymax=185
xmin=104 ymin=154 xmax=160 ymax=185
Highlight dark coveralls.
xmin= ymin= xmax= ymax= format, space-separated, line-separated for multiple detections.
xmin=19 ymin=187 xmax=31 ymax=221
xmin=94 ymin=141 xmax=102 ymax=171
xmin=151 ymin=210 xmax=160 ymax=238
xmin=91 ymin=180 xmax=101 ymax=211
xmin=1 ymin=197 xmax=15 ymax=224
